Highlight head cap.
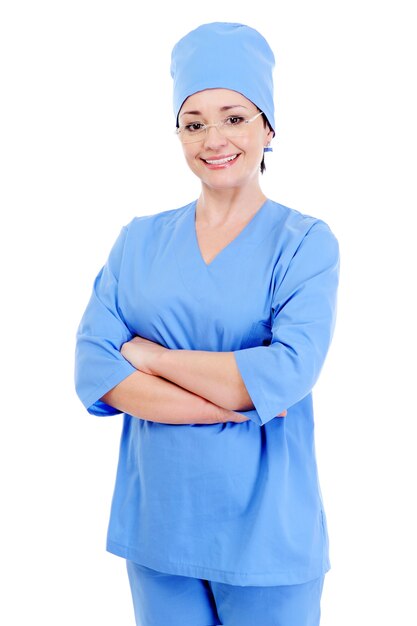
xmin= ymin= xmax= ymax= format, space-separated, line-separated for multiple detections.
xmin=170 ymin=22 xmax=275 ymax=133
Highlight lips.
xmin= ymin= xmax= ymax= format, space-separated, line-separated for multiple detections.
xmin=201 ymin=154 xmax=240 ymax=168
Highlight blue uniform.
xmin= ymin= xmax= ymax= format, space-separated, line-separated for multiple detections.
xmin=75 ymin=198 xmax=339 ymax=587
xmin=126 ymin=561 xmax=325 ymax=626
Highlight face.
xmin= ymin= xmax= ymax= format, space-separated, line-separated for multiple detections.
xmin=177 ymin=89 xmax=273 ymax=192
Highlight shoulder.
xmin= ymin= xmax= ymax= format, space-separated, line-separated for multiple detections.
xmin=124 ymin=202 xmax=194 ymax=236
xmin=264 ymin=200 xmax=339 ymax=271
xmin=265 ymin=199 xmax=339 ymax=255
xmin=113 ymin=202 xmax=195 ymax=264
xmin=267 ymin=199 xmax=336 ymax=240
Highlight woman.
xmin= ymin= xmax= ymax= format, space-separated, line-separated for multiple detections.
xmin=75 ymin=22 xmax=339 ymax=626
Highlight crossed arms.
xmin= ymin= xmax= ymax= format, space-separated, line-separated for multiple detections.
xmin=102 ymin=336 xmax=286 ymax=425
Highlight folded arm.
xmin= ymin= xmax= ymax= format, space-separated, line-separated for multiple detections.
xmin=101 ymin=370 xmax=249 ymax=425
xmin=120 ymin=337 xmax=254 ymax=411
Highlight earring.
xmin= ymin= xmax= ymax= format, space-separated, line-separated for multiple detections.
xmin=264 ymin=143 xmax=273 ymax=153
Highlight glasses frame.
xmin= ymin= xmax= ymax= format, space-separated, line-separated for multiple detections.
xmin=175 ymin=111 xmax=264 ymax=143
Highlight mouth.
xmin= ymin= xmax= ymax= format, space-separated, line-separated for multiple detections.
xmin=201 ymin=154 xmax=240 ymax=168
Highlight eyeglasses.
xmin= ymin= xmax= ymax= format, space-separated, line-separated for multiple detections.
xmin=176 ymin=111 xmax=264 ymax=144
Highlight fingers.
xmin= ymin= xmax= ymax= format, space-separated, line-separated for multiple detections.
xmin=232 ymin=414 xmax=251 ymax=422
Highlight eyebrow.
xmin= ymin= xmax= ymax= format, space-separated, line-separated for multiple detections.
xmin=179 ymin=105 xmax=249 ymax=117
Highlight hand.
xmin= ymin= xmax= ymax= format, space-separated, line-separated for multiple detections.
xmin=121 ymin=336 xmax=167 ymax=375
xmin=277 ymin=409 xmax=287 ymax=418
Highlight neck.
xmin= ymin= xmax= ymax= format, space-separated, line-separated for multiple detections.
xmin=196 ymin=184 xmax=267 ymax=227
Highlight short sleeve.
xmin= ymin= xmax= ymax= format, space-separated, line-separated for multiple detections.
xmin=74 ymin=226 xmax=136 ymax=415
xmin=233 ymin=221 xmax=340 ymax=426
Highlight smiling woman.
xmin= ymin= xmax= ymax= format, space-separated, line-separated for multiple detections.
xmin=74 ymin=21 xmax=339 ymax=626
xmin=177 ymin=90 xmax=272 ymax=193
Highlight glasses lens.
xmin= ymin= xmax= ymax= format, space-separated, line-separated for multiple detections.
xmin=180 ymin=127 xmax=206 ymax=143
xmin=178 ymin=113 xmax=262 ymax=144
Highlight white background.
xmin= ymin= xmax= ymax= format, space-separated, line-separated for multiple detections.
xmin=1 ymin=1 xmax=416 ymax=624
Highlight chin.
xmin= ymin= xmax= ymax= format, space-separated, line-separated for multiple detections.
xmin=197 ymin=168 xmax=246 ymax=188
xmin=202 ymin=178 xmax=243 ymax=192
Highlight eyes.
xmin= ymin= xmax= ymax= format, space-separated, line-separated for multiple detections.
xmin=176 ymin=111 xmax=263 ymax=143
xmin=184 ymin=122 xmax=204 ymax=133
xmin=183 ymin=116 xmax=247 ymax=134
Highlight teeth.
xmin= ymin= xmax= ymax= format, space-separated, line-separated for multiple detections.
xmin=205 ymin=155 xmax=237 ymax=165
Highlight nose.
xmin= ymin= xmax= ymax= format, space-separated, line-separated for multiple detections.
xmin=203 ymin=124 xmax=228 ymax=150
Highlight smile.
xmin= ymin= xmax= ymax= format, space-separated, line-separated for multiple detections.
xmin=202 ymin=154 xmax=239 ymax=166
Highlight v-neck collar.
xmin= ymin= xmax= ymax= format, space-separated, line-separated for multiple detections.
xmin=174 ymin=198 xmax=273 ymax=302
xmin=191 ymin=199 xmax=270 ymax=268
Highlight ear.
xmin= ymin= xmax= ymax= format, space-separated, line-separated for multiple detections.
xmin=264 ymin=127 xmax=274 ymax=147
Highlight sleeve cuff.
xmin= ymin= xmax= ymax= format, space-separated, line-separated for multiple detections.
xmin=233 ymin=347 xmax=281 ymax=426
xmin=234 ymin=408 xmax=263 ymax=426
xmin=80 ymin=362 xmax=137 ymax=416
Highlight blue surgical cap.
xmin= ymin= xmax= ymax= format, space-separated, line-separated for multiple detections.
xmin=170 ymin=22 xmax=275 ymax=133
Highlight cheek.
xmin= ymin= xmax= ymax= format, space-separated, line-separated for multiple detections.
xmin=181 ymin=146 xmax=199 ymax=168
xmin=239 ymin=134 xmax=264 ymax=154
xmin=240 ymin=138 xmax=265 ymax=165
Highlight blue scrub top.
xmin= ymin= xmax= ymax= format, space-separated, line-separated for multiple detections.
xmin=75 ymin=199 xmax=339 ymax=586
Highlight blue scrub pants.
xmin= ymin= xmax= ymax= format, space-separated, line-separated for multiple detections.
xmin=126 ymin=561 xmax=325 ymax=626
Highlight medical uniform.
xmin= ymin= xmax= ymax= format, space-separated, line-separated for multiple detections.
xmin=75 ymin=199 xmax=339 ymax=593
xmin=126 ymin=561 xmax=325 ymax=626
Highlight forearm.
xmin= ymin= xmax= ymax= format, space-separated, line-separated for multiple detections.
xmin=100 ymin=370 xmax=249 ymax=425
xmin=152 ymin=349 xmax=254 ymax=411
